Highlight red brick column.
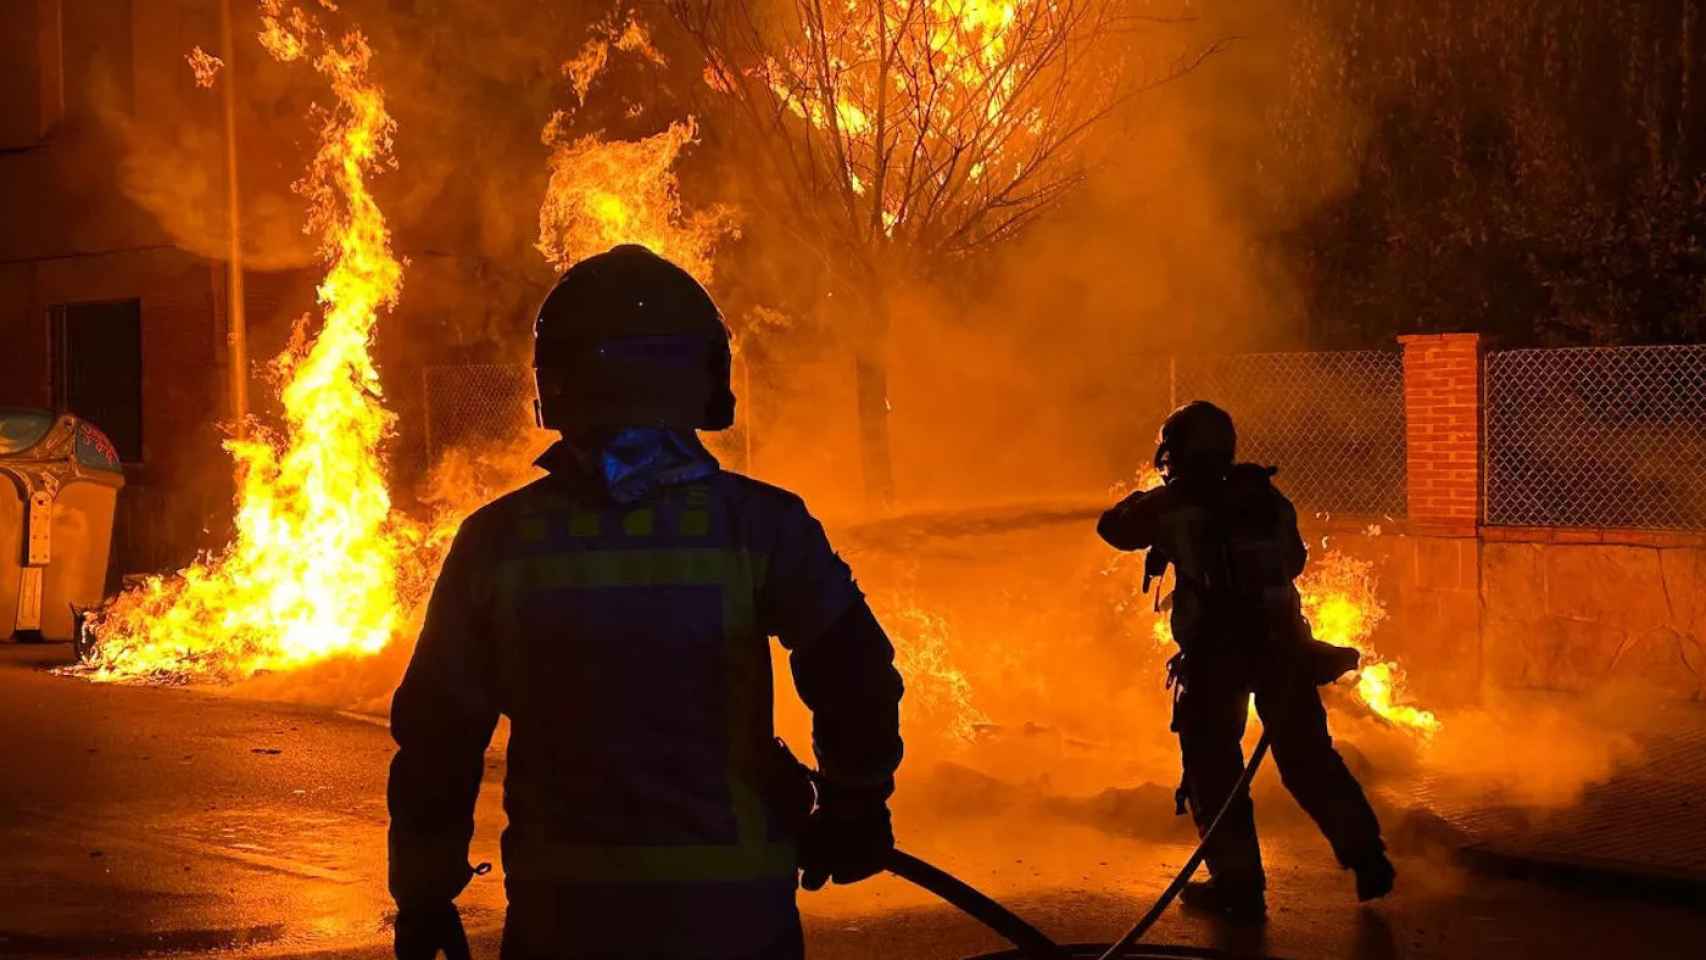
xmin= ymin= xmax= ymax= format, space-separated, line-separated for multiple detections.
xmin=1399 ymin=333 xmax=1482 ymax=536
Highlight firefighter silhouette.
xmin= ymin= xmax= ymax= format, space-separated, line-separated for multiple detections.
xmin=388 ymin=246 xmax=905 ymax=959
xmin=1098 ymin=401 xmax=1395 ymax=921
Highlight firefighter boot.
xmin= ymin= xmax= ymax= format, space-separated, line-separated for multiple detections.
xmin=1354 ymin=852 xmax=1397 ymax=902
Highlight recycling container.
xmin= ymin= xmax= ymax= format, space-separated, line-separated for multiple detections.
xmin=0 ymin=409 xmax=125 ymax=642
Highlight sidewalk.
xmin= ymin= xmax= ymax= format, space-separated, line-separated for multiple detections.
xmin=1393 ymin=699 xmax=1706 ymax=903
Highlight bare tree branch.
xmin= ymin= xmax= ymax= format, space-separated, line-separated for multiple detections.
xmin=667 ymin=0 xmax=1226 ymax=290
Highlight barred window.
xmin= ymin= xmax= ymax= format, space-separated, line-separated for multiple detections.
xmin=50 ymin=300 xmax=143 ymax=463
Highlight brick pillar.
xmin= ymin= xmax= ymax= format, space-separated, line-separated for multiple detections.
xmin=1399 ymin=333 xmax=1482 ymax=536
xmin=1395 ymin=333 xmax=1484 ymax=703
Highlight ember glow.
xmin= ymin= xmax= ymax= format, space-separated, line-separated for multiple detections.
xmin=881 ymin=601 xmax=989 ymax=743
xmin=186 ymin=46 xmax=224 ymax=88
xmin=77 ymin=3 xmax=433 ymax=682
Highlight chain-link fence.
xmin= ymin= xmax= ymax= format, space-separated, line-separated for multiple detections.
xmin=1485 ymin=345 xmax=1706 ymax=529
xmin=421 ymin=364 xmax=537 ymax=464
xmin=1174 ymin=350 xmax=1409 ymax=518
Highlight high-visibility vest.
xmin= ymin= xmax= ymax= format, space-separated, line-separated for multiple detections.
xmin=477 ymin=472 xmax=834 ymax=954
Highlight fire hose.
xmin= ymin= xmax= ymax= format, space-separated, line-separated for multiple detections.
xmin=884 ymin=730 xmax=1274 ymax=960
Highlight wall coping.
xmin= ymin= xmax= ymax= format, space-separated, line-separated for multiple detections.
xmin=1296 ymin=517 xmax=1706 ymax=548
xmin=1397 ymin=332 xmax=1483 ymax=345
xmin=1481 ymin=525 xmax=1706 ymax=549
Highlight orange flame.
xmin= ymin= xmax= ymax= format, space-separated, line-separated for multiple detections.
xmin=881 ymin=601 xmax=990 ymax=743
xmin=539 ymin=10 xmax=736 ymax=283
xmin=187 ymin=46 xmax=224 ymax=88
xmin=536 ymin=118 xmax=739 ymax=283
xmin=78 ymin=3 xmax=428 ymax=682
xmin=563 ymin=12 xmax=667 ymax=107
xmin=1298 ymin=551 xmax=1440 ymax=737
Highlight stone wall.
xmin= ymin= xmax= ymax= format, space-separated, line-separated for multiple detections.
xmin=1481 ymin=529 xmax=1706 ymax=699
xmin=1302 ymin=522 xmax=1706 ymax=706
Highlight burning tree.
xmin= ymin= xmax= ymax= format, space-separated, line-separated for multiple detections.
xmin=667 ymin=0 xmax=1225 ymax=501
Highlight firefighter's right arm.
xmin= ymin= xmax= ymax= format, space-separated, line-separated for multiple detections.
xmin=1098 ymin=486 xmax=1168 ymax=552
xmin=762 ymin=500 xmax=903 ymax=795
xmin=387 ymin=518 xmax=500 ymax=912
xmin=789 ymin=599 xmax=905 ymax=794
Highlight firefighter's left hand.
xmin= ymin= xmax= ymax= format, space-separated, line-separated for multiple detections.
xmin=799 ymin=791 xmax=894 ymax=891
xmin=394 ymin=902 xmax=471 ymax=960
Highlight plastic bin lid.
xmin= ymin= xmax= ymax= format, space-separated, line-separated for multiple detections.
xmin=72 ymin=421 xmax=124 ymax=473
xmin=0 ymin=407 xmax=125 ymax=474
xmin=0 ymin=408 xmax=57 ymax=455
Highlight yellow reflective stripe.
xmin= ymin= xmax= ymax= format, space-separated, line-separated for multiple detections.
xmin=499 ymin=548 xmax=758 ymax=592
xmin=569 ymin=509 xmax=602 ymax=537
xmin=512 ymin=840 xmax=795 ymax=885
xmin=622 ymin=508 xmax=655 ymax=536
xmin=519 ymin=515 xmax=547 ymax=542
xmin=679 ymin=509 xmax=710 ymax=536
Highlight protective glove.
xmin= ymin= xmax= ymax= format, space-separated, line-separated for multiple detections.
xmin=798 ymin=783 xmax=894 ymax=891
xmin=394 ymin=902 xmax=471 ymax=960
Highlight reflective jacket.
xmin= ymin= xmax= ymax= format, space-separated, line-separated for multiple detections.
xmin=388 ymin=441 xmax=904 ymax=956
xmin=1098 ymin=464 xmax=1309 ymax=655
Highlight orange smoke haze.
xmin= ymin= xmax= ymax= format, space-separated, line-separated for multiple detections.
xmin=61 ymin=0 xmax=1654 ymax=828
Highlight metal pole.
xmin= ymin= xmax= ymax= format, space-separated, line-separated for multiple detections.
xmin=220 ymin=0 xmax=249 ymax=435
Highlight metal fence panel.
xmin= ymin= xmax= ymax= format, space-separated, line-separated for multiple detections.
xmin=1486 ymin=345 xmax=1706 ymax=529
xmin=1174 ymin=351 xmax=1408 ymax=518
xmin=422 ymin=364 xmax=537 ymax=464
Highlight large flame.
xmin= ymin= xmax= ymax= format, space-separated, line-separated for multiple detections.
xmin=537 ymin=11 xmax=738 ymax=284
xmin=78 ymin=3 xmax=430 ymax=682
xmin=1299 ymin=551 xmax=1440 ymax=736
xmin=536 ymin=117 xmax=739 ymax=283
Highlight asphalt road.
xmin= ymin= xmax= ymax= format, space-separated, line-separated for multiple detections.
xmin=2 ymin=643 xmax=1703 ymax=960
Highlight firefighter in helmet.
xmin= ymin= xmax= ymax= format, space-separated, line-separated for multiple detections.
xmin=388 ymin=245 xmax=905 ymax=960
xmin=1098 ymin=401 xmax=1394 ymax=921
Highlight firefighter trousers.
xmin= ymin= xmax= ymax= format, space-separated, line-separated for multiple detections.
xmin=1172 ymin=648 xmax=1385 ymax=891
